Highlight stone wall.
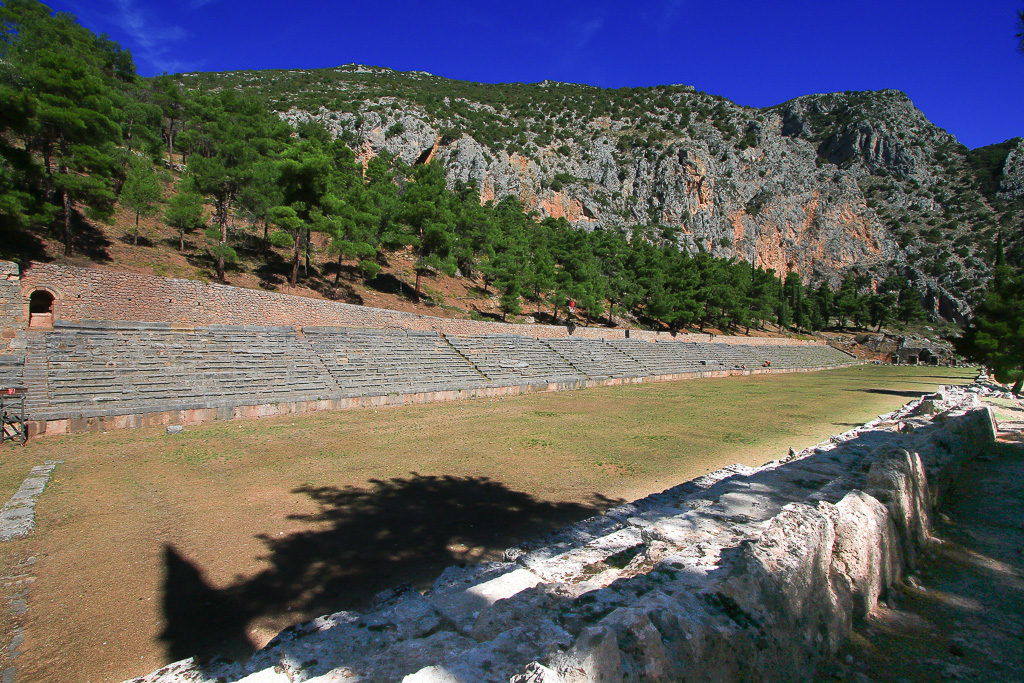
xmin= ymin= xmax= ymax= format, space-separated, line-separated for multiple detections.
xmin=8 ymin=262 xmax=821 ymax=346
xmin=127 ymin=386 xmax=997 ymax=683
xmin=0 ymin=262 xmax=26 ymax=355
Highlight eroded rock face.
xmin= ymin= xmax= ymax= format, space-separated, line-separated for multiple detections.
xmin=125 ymin=387 xmax=997 ymax=683
xmin=272 ymin=87 xmax=1021 ymax=321
xmin=998 ymin=138 xmax=1024 ymax=200
xmin=830 ymin=490 xmax=902 ymax=619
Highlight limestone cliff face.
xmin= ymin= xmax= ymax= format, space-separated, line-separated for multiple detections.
xmin=223 ymin=67 xmax=1020 ymax=316
xmin=283 ymin=100 xmax=899 ymax=282
xmin=998 ymin=138 xmax=1024 ymax=201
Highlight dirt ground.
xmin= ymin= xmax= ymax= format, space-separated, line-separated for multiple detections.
xmin=0 ymin=366 xmax=974 ymax=683
xmin=819 ymin=397 xmax=1024 ymax=683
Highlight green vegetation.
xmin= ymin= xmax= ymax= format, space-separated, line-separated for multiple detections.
xmin=4 ymin=1 xmax=1021 ymax=335
xmin=0 ymin=0 xmax=137 ymax=255
xmin=953 ymin=263 xmax=1024 ymax=393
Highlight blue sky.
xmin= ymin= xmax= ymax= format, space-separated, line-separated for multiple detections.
xmin=46 ymin=0 xmax=1023 ymax=149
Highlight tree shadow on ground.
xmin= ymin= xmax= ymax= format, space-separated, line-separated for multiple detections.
xmin=846 ymin=388 xmax=931 ymax=398
xmin=118 ymin=232 xmax=156 ymax=247
xmin=0 ymin=219 xmax=48 ymax=263
xmin=365 ymin=273 xmax=416 ymax=300
xmin=469 ymin=308 xmax=504 ymax=322
xmin=70 ymin=212 xmax=112 ymax=261
xmin=160 ymin=473 xmax=619 ymax=665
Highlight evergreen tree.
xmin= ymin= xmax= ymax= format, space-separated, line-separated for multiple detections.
xmin=747 ymin=267 xmax=777 ymax=332
xmin=399 ymin=162 xmax=458 ymax=300
xmin=151 ymin=74 xmax=187 ymax=168
xmin=164 ymin=184 xmax=206 ymax=252
xmin=188 ymin=90 xmax=288 ymax=279
xmin=0 ymin=0 xmax=135 ymax=255
xmin=120 ymin=157 xmax=162 ymax=245
xmin=835 ymin=273 xmax=862 ymax=330
xmin=237 ymin=158 xmax=283 ymax=253
xmin=490 ymin=235 xmax=529 ymax=320
xmin=812 ymin=282 xmax=835 ymax=330
xmin=273 ymin=138 xmax=336 ymax=286
xmin=867 ymin=291 xmax=898 ymax=332
xmin=897 ymin=291 xmax=926 ymax=324
xmin=953 ymin=265 xmax=1024 ymax=393
xmin=525 ymin=221 xmax=558 ymax=315
xmin=784 ymin=272 xmax=807 ymax=332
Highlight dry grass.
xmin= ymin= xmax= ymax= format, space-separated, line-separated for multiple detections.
xmin=0 ymin=365 xmax=975 ymax=682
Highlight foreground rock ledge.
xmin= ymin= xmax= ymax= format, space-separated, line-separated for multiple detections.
xmin=127 ymin=386 xmax=997 ymax=683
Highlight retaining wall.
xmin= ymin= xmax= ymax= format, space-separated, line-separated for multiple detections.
xmin=9 ymin=261 xmax=820 ymax=345
xmin=127 ymin=386 xmax=997 ymax=683
xmin=0 ymin=262 xmax=26 ymax=355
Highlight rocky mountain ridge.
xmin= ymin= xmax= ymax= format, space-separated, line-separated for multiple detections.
xmin=177 ymin=65 xmax=1024 ymax=321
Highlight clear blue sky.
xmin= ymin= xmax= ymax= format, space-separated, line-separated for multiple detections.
xmin=47 ymin=0 xmax=1023 ymax=149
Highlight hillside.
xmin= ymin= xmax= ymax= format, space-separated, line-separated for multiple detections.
xmin=2 ymin=0 xmax=1020 ymax=333
xmin=175 ymin=65 xmax=1024 ymax=321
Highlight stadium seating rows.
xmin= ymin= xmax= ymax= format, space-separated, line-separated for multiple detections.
xmin=13 ymin=322 xmax=856 ymax=420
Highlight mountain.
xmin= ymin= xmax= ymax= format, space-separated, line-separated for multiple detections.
xmin=177 ymin=65 xmax=1023 ymax=321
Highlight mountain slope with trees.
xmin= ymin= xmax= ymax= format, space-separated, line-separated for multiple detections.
xmin=2 ymin=0 xmax=1021 ymax=338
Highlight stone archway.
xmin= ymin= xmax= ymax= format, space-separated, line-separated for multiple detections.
xmin=29 ymin=289 xmax=55 ymax=329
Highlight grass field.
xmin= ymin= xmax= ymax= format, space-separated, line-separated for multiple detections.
xmin=0 ymin=365 xmax=975 ymax=683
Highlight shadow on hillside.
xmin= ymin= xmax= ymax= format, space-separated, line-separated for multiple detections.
xmin=366 ymin=272 xmax=417 ymax=299
xmin=470 ymin=308 xmax=506 ymax=322
xmin=71 ymin=212 xmax=112 ymax=261
xmin=118 ymin=233 xmax=155 ymax=247
xmin=0 ymin=217 xmax=49 ymax=263
xmin=160 ymin=473 xmax=618 ymax=665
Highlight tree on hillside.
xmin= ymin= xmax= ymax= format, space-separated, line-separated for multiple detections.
xmin=187 ymin=90 xmax=289 ymax=279
xmin=121 ymin=157 xmax=162 ymax=245
xmin=237 ymin=158 xmax=283 ymax=253
xmin=0 ymin=0 xmax=135 ymax=255
xmin=164 ymin=184 xmax=206 ymax=251
xmin=398 ymin=162 xmax=458 ymax=301
xmin=953 ymin=265 xmax=1024 ymax=393
xmin=152 ymin=74 xmax=187 ymax=168
xmin=273 ymin=140 xmax=333 ymax=286
xmin=121 ymin=81 xmax=164 ymax=157
xmin=834 ymin=273 xmax=862 ymax=330
xmin=267 ymin=205 xmax=304 ymax=284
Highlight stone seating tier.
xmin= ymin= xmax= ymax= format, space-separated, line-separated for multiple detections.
xmin=0 ymin=355 xmax=24 ymax=388
xmin=30 ymin=322 xmax=335 ymax=418
xmin=445 ymin=335 xmax=587 ymax=384
xmin=23 ymin=322 xmax=858 ymax=421
xmin=540 ymin=339 xmax=648 ymax=379
xmin=302 ymin=327 xmax=488 ymax=394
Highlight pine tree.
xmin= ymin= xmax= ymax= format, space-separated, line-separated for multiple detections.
xmin=164 ymin=185 xmax=206 ymax=251
xmin=0 ymin=0 xmax=135 ymax=255
xmin=121 ymin=158 xmax=162 ymax=245
xmin=953 ymin=265 xmax=1024 ymax=393
xmin=399 ymin=163 xmax=458 ymax=300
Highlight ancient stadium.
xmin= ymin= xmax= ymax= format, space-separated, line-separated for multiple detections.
xmin=1 ymin=262 xmax=1020 ymax=683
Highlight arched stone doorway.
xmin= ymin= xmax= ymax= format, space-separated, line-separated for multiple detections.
xmin=29 ymin=289 xmax=55 ymax=329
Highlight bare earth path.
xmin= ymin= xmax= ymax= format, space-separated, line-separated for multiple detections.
xmin=0 ymin=366 xmax=973 ymax=683
xmin=820 ymin=398 xmax=1024 ymax=683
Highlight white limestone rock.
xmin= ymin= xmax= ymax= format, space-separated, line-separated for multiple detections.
xmin=830 ymin=489 xmax=903 ymax=618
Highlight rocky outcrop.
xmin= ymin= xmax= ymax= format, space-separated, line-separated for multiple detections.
xmin=125 ymin=386 xmax=997 ymax=683
xmin=188 ymin=67 xmax=1022 ymax=315
xmin=998 ymin=138 xmax=1024 ymax=200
